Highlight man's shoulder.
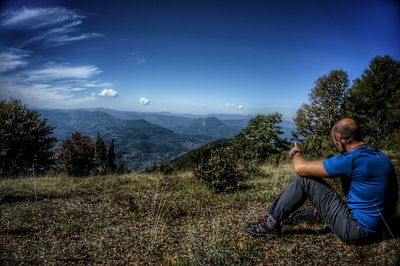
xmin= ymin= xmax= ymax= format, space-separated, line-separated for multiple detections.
xmin=322 ymin=153 xmax=354 ymax=177
xmin=353 ymin=146 xmax=393 ymax=170
xmin=354 ymin=145 xmax=388 ymax=159
xmin=349 ymin=145 xmax=384 ymax=157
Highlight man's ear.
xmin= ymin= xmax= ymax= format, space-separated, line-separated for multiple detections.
xmin=339 ymin=138 xmax=347 ymax=152
xmin=333 ymin=139 xmax=340 ymax=149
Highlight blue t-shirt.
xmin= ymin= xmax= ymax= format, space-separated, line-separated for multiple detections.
xmin=322 ymin=145 xmax=392 ymax=235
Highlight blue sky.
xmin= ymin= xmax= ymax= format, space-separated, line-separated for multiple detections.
xmin=0 ymin=0 xmax=399 ymax=118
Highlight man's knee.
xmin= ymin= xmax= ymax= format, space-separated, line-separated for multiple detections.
xmin=294 ymin=175 xmax=309 ymax=185
xmin=294 ymin=175 xmax=330 ymax=190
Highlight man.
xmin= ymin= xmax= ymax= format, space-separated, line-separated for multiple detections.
xmin=245 ymin=118 xmax=398 ymax=245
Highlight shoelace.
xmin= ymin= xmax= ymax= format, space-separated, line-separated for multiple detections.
xmin=257 ymin=212 xmax=269 ymax=224
xmin=249 ymin=214 xmax=268 ymax=231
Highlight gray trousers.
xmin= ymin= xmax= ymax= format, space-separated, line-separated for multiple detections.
xmin=268 ymin=176 xmax=368 ymax=244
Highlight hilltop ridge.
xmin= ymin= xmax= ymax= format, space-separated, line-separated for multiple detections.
xmin=38 ymin=108 xmax=295 ymax=170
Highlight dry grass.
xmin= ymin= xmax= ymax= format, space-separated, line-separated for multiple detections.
xmin=1 ymin=165 xmax=399 ymax=265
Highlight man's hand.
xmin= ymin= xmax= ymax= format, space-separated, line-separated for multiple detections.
xmin=290 ymin=143 xmax=329 ymax=177
xmin=289 ymin=142 xmax=301 ymax=158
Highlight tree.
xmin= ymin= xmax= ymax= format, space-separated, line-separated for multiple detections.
xmin=57 ymin=132 xmax=95 ymax=176
xmin=293 ymin=70 xmax=350 ymax=157
xmin=94 ymin=132 xmax=107 ymax=173
xmin=343 ymin=55 xmax=400 ymax=148
xmin=233 ymin=113 xmax=288 ymax=163
xmin=0 ymin=99 xmax=56 ymax=176
xmin=106 ymin=139 xmax=117 ymax=173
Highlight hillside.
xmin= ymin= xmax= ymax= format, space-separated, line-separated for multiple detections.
xmin=80 ymin=108 xmax=250 ymax=139
xmin=39 ymin=109 xmax=212 ymax=171
xmin=155 ymin=138 xmax=232 ymax=172
xmin=38 ymin=108 xmax=296 ymax=170
xmin=1 ymin=165 xmax=399 ymax=264
xmin=62 ymin=108 xmax=295 ymax=140
xmin=173 ymin=116 xmax=241 ymax=139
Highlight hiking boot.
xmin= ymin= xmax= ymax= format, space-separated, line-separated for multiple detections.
xmin=282 ymin=208 xmax=322 ymax=225
xmin=245 ymin=213 xmax=281 ymax=237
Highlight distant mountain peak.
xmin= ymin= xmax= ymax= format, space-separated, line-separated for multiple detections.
xmin=204 ymin=116 xmax=224 ymax=127
xmin=36 ymin=108 xmax=295 ymax=171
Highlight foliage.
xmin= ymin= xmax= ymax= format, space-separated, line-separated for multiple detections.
xmin=57 ymin=132 xmax=95 ymax=176
xmin=233 ymin=113 xmax=288 ymax=163
xmin=342 ymin=55 xmax=400 ymax=149
xmin=159 ymin=163 xmax=176 ymax=175
xmin=387 ymin=130 xmax=400 ymax=165
xmin=193 ymin=145 xmax=249 ymax=192
xmin=94 ymin=132 xmax=107 ymax=173
xmin=106 ymin=139 xmax=117 ymax=173
xmin=293 ymin=70 xmax=350 ymax=157
xmin=116 ymin=164 xmax=130 ymax=174
xmin=95 ymin=135 xmax=127 ymax=174
xmin=178 ymin=113 xmax=288 ymax=190
xmin=264 ymin=151 xmax=290 ymax=166
xmin=0 ymin=99 xmax=56 ymax=176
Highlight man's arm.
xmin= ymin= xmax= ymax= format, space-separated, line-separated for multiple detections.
xmin=290 ymin=143 xmax=328 ymax=177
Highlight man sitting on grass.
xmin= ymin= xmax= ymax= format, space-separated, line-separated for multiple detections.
xmin=245 ymin=118 xmax=398 ymax=245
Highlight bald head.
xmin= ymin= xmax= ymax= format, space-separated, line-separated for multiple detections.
xmin=332 ymin=118 xmax=362 ymax=144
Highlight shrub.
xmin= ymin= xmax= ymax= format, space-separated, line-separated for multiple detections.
xmin=193 ymin=146 xmax=249 ymax=192
xmin=159 ymin=163 xmax=175 ymax=175
xmin=57 ymin=132 xmax=95 ymax=176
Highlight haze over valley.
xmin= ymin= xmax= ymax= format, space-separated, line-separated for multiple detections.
xmin=39 ymin=108 xmax=295 ymax=170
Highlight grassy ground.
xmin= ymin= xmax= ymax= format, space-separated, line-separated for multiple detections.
xmin=1 ymin=164 xmax=399 ymax=265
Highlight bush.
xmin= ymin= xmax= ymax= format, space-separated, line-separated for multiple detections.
xmin=159 ymin=163 xmax=175 ymax=175
xmin=57 ymin=132 xmax=95 ymax=176
xmin=193 ymin=146 xmax=249 ymax=192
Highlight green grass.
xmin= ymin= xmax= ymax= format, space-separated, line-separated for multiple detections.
xmin=1 ymin=165 xmax=399 ymax=265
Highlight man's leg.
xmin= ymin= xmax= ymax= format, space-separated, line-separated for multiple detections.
xmin=267 ymin=176 xmax=365 ymax=244
xmin=284 ymin=208 xmax=321 ymax=225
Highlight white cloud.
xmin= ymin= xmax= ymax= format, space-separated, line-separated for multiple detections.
xmin=130 ymin=51 xmax=147 ymax=64
xmin=138 ymin=97 xmax=150 ymax=105
xmin=1 ymin=7 xmax=102 ymax=47
xmin=226 ymin=103 xmax=244 ymax=110
xmin=70 ymin=87 xmax=86 ymax=92
xmin=28 ymin=65 xmax=101 ymax=80
xmin=0 ymin=48 xmax=30 ymax=73
xmin=0 ymin=80 xmax=96 ymax=107
xmin=50 ymin=33 xmax=103 ymax=44
xmin=97 ymin=89 xmax=118 ymax=97
xmin=0 ymin=62 xmax=113 ymax=107
xmin=2 ymin=7 xmax=80 ymax=28
xmin=85 ymin=81 xmax=113 ymax=88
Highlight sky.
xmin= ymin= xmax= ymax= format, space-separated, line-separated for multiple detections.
xmin=0 ymin=0 xmax=399 ymax=119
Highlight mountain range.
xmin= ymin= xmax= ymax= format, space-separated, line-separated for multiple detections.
xmin=38 ymin=108 xmax=295 ymax=171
